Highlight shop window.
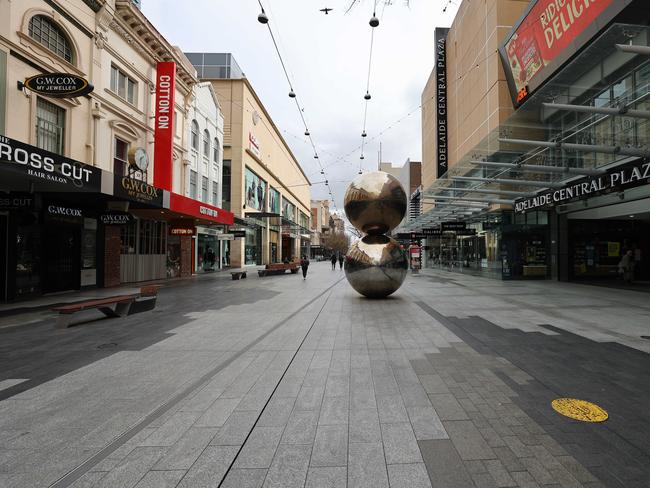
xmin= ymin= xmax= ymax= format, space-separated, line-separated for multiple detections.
xmin=137 ymin=220 xmax=165 ymax=254
xmin=28 ymin=15 xmax=73 ymax=63
xmin=110 ymin=65 xmax=137 ymax=105
xmin=222 ymin=159 xmax=231 ymax=211
xmin=120 ymin=220 xmax=137 ymax=254
xmin=191 ymin=120 xmax=199 ymax=151
xmin=36 ymin=97 xmax=65 ymax=155
xmin=189 ymin=170 xmax=197 ymax=199
xmin=212 ymin=188 xmax=218 ymax=206
xmin=203 ymin=130 xmax=210 ymax=158
xmin=114 ymin=137 xmax=129 ymax=176
xmin=202 ymin=176 xmax=208 ymax=202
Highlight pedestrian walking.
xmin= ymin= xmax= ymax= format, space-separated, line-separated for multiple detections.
xmin=618 ymin=250 xmax=635 ymax=284
xmin=300 ymin=255 xmax=310 ymax=279
xmin=331 ymin=254 xmax=337 ymax=270
xmin=338 ymin=254 xmax=344 ymax=270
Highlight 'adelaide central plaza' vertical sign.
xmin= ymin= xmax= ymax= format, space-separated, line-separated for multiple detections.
xmin=154 ymin=62 xmax=176 ymax=191
xmin=435 ymin=27 xmax=449 ymax=180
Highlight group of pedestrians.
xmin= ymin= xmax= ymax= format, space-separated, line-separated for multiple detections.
xmin=331 ymin=253 xmax=344 ymax=270
xmin=297 ymin=252 xmax=344 ymax=280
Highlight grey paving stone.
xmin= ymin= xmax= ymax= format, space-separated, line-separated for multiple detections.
xmin=140 ymin=411 xmax=202 ymax=447
xmin=234 ymin=426 xmax=283 ymax=468
xmin=491 ymin=446 xmax=525 ymax=472
xmin=556 ymin=455 xmax=599 ymax=483
xmin=97 ymin=447 xmax=165 ymax=488
xmin=381 ymin=422 xmax=422 ymax=464
xmin=177 ymin=445 xmax=238 ymax=488
xmin=348 ymin=442 xmax=389 ymax=488
xmin=428 ymin=393 xmax=469 ymax=421
xmin=318 ymin=396 xmax=348 ymax=425
xmin=282 ymin=409 xmax=319 ymax=445
xmin=257 ymin=397 xmax=295 ymax=427
xmin=399 ymin=385 xmax=432 ymax=407
xmin=220 ymin=468 xmax=267 ymax=488
xmin=305 ymin=466 xmax=347 ymax=488
xmin=472 ymin=472 xmax=499 ymax=487
xmin=410 ymin=359 xmax=436 ymax=375
xmin=68 ymin=471 xmax=107 ymax=488
xmin=194 ymin=398 xmax=242 ymax=428
xmin=520 ymin=456 xmax=556 ymax=485
xmin=387 ymin=463 xmax=432 ymax=488
xmin=377 ymin=394 xmax=409 ymax=423
xmin=153 ymin=427 xmax=217 ymax=470
xmin=211 ymin=410 xmax=259 ymax=446
xmin=418 ymin=439 xmax=474 ymax=487
xmin=417 ymin=374 xmax=451 ymax=394
xmin=349 ymin=407 xmax=381 ymax=443
xmin=134 ymin=470 xmax=186 ymax=488
xmin=407 ymin=406 xmax=448 ymax=440
xmin=310 ymin=424 xmax=348 ymax=467
xmin=324 ymin=375 xmax=349 ymax=398
xmin=350 ymin=388 xmax=376 ymax=410
xmin=263 ymin=444 xmax=311 ymax=488
xmin=483 ymin=459 xmax=517 ymax=487
xmin=295 ymin=386 xmax=325 ymax=411
xmin=509 ymin=470 xmax=542 ymax=488
xmin=372 ymin=374 xmax=400 ymax=397
xmin=444 ymin=420 xmax=496 ymax=461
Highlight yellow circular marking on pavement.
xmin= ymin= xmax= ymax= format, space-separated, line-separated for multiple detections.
xmin=551 ymin=398 xmax=608 ymax=422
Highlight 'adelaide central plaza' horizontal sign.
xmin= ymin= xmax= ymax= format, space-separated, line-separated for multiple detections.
xmin=514 ymin=160 xmax=650 ymax=213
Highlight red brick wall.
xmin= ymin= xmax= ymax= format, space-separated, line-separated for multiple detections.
xmin=180 ymin=235 xmax=192 ymax=278
xmin=104 ymin=226 xmax=121 ymax=288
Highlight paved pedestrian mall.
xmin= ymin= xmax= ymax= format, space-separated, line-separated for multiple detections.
xmin=1 ymin=263 xmax=649 ymax=488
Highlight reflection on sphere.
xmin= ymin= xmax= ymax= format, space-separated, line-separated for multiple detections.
xmin=344 ymin=235 xmax=408 ymax=298
xmin=343 ymin=171 xmax=407 ymax=235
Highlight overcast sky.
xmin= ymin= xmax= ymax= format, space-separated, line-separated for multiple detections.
xmin=142 ymin=0 xmax=459 ymax=211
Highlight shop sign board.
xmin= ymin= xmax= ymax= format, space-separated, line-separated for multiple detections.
xmin=114 ymin=175 xmax=163 ymax=207
xmin=153 ymin=62 xmax=176 ymax=190
xmin=0 ymin=135 xmax=102 ymax=192
xmin=170 ymin=226 xmax=195 ymax=236
xmin=499 ymin=0 xmax=627 ymax=107
xmin=23 ymin=73 xmax=93 ymax=98
xmin=232 ymin=229 xmax=246 ymax=239
xmin=169 ymin=193 xmax=234 ymax=225
xmin=99 ymin=211 xmax=133 ymax=225
xmin=435 ymin=28 xmax=449 ymax=178
xmin=422 ymin=228 xmax=442 ymax=236
xmin=0 ymin=193 xmax=34 ymax=210
xmin=455 ymin=228 xmax=477 ymax=236
xmin=514 ymin=160 xmax=650 ymax=213
xmin=46 ymin=204 xmax=83 ymax=224
xmin=441 ymin=221 xmax=466 ymax=231
xmin=218 ymin=233 xmax=234 ymax=240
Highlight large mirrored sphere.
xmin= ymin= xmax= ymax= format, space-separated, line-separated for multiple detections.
xmin=344 ymin=171 xmax=407 ymax=235
xmin=345 ymin=235 xmax=408 ymax=298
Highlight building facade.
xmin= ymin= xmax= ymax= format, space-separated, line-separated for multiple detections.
xmin=186 ymin=53 xmax=311 ymax=268
xmin=413 ymin=0 xmax=650 ymax=285
xmin=0 ymin=0 xmax=233 ymax=302
xmin=310 ymin=199 xmax=332 ymax=259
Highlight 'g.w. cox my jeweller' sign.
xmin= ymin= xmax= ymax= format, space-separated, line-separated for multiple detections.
xmin=23 ymin=73 xmax=94 ymax=98
xmin=0 ymin=135 xmax=102 ymax=192
xmin=514 ymin=160 xmax=650 ymax=213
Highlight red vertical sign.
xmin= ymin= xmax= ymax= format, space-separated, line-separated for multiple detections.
xmin=154 ymin=62 xmax=176 ymax=190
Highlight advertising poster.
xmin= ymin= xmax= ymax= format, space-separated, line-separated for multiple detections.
xmin=501 ymin=0 xmax=619 ymax=106
xmin=269 ymin=187 xmax=280 ymax=215
xmin=245 ymin=167 xmax=267 ymax=211
xmin=282 ymin=199 xmax=296 ymax=221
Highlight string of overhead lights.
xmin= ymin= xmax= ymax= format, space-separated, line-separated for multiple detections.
xmin=256 ymin=1 xmax=339 ymax=210
xmin=358 ymin=2 xmax=380 ymax=174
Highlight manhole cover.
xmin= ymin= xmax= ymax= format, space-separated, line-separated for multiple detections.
xmin=97 ymin=343 xmax=118 ymax=349
xmin=551 ymin=398 xmax=608 ymax=422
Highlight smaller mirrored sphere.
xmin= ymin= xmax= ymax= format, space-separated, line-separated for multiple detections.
xmin=344 ymin=171 xmax=407 ymax=235
xmin=345 ymin=235 xmax=408 ymax=298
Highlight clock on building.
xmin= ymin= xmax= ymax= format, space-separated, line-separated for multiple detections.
xmin=128 ymin=147 xmax=149 ymax=172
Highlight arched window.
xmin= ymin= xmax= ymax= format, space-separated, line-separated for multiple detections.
xmin=213 ymin=138 xmax=220 ymax=163
xmin=191 ymin=120 xmax=199 ymax=151
xmin=28 ymin=15 xmax=73 ymax=63
xmin=203 ymin=129 xmax=210 ymax=158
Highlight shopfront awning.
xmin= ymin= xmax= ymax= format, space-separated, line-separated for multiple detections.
xmin=398 ymin=23 xmax=650 ymax=233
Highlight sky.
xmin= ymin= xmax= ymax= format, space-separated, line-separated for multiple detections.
xmin=142 ymin=0 xmax=460 ymax=212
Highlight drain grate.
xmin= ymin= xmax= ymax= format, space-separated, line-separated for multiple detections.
xmin=97 ymin=343 xmax=118 ymax=349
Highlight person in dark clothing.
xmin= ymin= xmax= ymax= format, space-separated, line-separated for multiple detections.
xmin=300 ymin=255 xmax=310 ymax=279
xmin=331 ymin=254 xmax=337 ymax=270
xmin=338 ymin=254 xmax=344 ymax=270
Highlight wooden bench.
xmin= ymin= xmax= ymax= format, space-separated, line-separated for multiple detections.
xmin=51 ymin=285 xmax=159 ymax=329
xmin=258 ymin=262 xmax=299 ymax=277
xmin=230 ymin=270 xmax=247 ymax=280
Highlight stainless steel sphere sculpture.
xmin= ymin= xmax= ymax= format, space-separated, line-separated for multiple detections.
xmin=343 ymin=171 xmax=408 ymax=298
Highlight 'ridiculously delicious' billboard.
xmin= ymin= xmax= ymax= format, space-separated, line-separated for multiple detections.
xmin=499 ymin=0 xmax=628 ymax=107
